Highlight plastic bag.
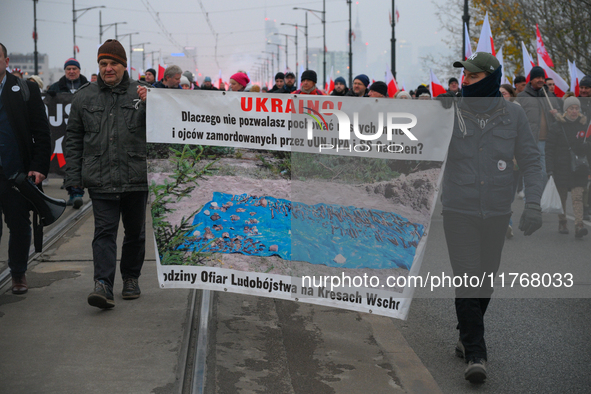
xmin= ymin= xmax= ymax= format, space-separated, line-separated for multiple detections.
xmin=540 ymin=176 xmax=563 ymax=214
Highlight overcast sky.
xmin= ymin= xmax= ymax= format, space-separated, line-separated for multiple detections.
xmin=1 ymin=0 xmax=456 ymax=89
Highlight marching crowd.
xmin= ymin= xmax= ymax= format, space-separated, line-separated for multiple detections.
xmin=1 ymin=37 xmax=590 ymax=384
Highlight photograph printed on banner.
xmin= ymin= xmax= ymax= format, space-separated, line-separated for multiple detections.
xmin=147 ymin=142 xmax=443 ymax=295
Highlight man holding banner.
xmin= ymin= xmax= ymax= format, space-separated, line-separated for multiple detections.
xmin=440 ymin=52 xmax=544 ymax=383
xmin=65 ymin=39 xmax=149 ymax=309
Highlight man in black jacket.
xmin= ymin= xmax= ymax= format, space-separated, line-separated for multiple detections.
xmin=65 ymin=39 xmax=149 ymax=309
xmin=0 ymin=43 xmax=51 ymax=294
xmin=269 ymin=72 xmax=285 ymax=93
xmin=48 ymin=57 xmax=88 ymax=208
xmin=330 ymin=77 xmax=349 ymax=96
xmin=441 ymin=52 xmax=544 ymax=383
xmin=516 ymin=66 xmax=561 ymax=177
xmin=48 ymin=58 xmax=89 ymax=94
xmin=282 ymin=71 xmax=297 ymax=93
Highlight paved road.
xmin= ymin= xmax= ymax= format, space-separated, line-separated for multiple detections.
xmin=392 ymin=197 xmax=591 ymax=393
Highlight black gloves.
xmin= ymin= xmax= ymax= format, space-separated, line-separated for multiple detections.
xmin=519 ymin=203 xmax=542 ymax=236
xmin=437 ymin=92 xmax=457 ymax=109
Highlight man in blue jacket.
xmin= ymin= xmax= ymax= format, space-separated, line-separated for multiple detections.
xmin=440 ymin=52 xmax=544 ymax=383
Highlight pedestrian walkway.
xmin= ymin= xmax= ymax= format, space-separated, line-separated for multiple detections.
xmin=0 ymin=207 xmax=442 ymax=393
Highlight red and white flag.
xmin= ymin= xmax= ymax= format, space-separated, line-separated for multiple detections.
xmin=496 ymin=46 xmax=510 ymax=85
xmin=537 ymin=55 xmax=568 ymax=98
xmin=217 ymin=69 xmax=223 ymax=90
xmin=325 ymin=66 xmax=334 ymax=93
xmin=395 ymin=6 xmax=400 ymax=23
xmin=521 ymin=41 xmax=535 ymax=82
xmin=385 ymin=67 xmax=399 ymax=98
xmin=569 ymin=60 xmax=585 ymax=97
xmin=476 ymin=12 xmax=495 ymax=56
xmin=464 ymin=23 xmax=473 ymax=60
xmin=536 ymin=24 xmax=554 ymax=68
xmin=157 ymin=64 xmax=166 ymax=81
xmin=429 ymin=69 xmax=446 ymax=98
xmin=50 ymin=136 xmax=66 ymax=168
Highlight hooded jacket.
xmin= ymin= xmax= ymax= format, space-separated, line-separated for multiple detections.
xmin=64 ymin=71 xmax=149 ymax=196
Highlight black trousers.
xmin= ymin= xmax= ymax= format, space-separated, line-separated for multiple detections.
xmin=0 ymin=172 xmax=32 ymax=277
xmin=91 ymin=191 xmax=148 ymax=288
xmin=443 ymin=211 xmax=511 ymax=362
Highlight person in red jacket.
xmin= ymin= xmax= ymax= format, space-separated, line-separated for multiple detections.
xmin=294 ymin=70 xmax=324 ymax=95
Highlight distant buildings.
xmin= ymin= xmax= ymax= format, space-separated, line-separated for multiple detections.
xmin=8 ymin=52 xmax=50 ymax=87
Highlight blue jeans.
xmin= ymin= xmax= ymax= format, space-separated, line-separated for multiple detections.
xmin=0 ymin=171 xmax=32 ymax=277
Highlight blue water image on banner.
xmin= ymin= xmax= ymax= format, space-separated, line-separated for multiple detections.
xmin=185 ymin=192 xmax=423 ymax=270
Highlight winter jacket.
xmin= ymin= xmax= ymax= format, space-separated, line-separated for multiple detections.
xmin=48 ymin=74 xmax=89 ymax=94
xmin=441 ymin=98 xmax=544 ymax=218
xmin=282 ymin=84 xmax=297 ymax=93
xmin=64 ymin=72 xmax=149 ymax=195
xmin=153 ymin=80 xmax=182 ymax=89
xmin=345 ymin=88 xmax=369 ymax=97
xmin=269 ymin=84 xmax=284 ymax=93
xmin=331 ymin=87 xmax=349 ymax=96
xmin=516 ymin=83 xmax=562 ymax=142
xmin=0 ymin=73 xmax=51 ymax=176
xmin=545 ymin=114 xmax=591 ymax=189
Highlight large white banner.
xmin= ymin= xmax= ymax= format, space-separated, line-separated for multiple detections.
xmin=147 ymin=89 xmax=454 ymax=319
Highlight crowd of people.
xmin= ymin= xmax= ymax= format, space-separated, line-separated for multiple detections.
xmin=2 ymin=37 xmax=590 ymax=385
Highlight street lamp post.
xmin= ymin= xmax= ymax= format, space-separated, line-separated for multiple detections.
xmin=99 ymin=12 xmax=126 ymax=44
xmin=281 ymin=23 xmax=299 ymax=77
xmin=274 ymin=33 xmax=296 ymax=72
xmin=391 ymin=0 xmax=396 ymax=79
xmin=117 ymin=32 xmax=139 ymax=78
xmin=268 ymin=43 xmax=282 ymax=74
xmin=261 ymin=51 xmax=275 ymax=82
xmin=72 ymin=0 xmax=104 ymax=58
xmin=293 ymin=5 xmax=324 ymax=79
xmin=33 ymin=0 xmax=39 ymax=74
xmin=133 ymin=42 xmax=150 ymax=76
xmin=347 ymin=0 xmax=352 ymax=86
xmin=462 ymin=0 xmax=470 ymax=60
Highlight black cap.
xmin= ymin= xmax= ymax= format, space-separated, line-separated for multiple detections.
xmin=529 ymin=66 xmax=545 ymax=80
xmin=580 ymin=75 xmax=591 ymax=88
xmin=275 ymin=72 xmax=285 ymax=80
xmin=146 ymin=68 xmax=156 ymax=76
xmin=285 ymin=71 xmax=295 ymax=78
xmin=369 ymin=81 xmax=388 ymax=97
xmin=448 ymin=77 xmax=459 ymax=84
xmin=301 ymin=70 xmax=317 ymax=84
xmin=453 ymin=52 xmax=500 ymax=73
